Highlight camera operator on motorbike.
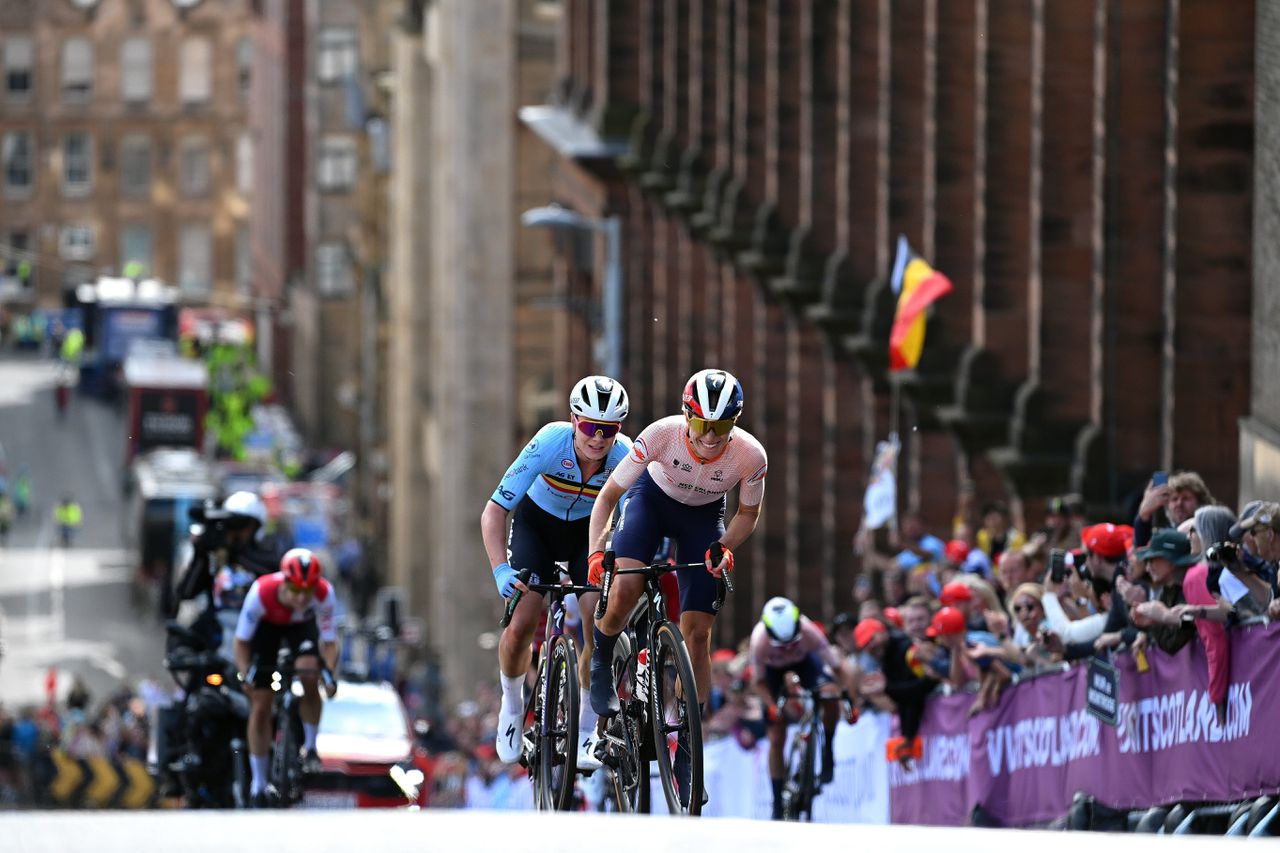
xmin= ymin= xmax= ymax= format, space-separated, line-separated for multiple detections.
xmin=233 ymin=548 xmax=340 ymax=807
xmin=173 ymin=491 xmax=286 ymax=653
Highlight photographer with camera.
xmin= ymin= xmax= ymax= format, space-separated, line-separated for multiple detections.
xmin=173 ymin=491 xmax=286 ymax=653
xmin=1234 ymin=501 xmax=1280 ymax=619
xmin=1039 ymin=524 xmax=1131 ymax=649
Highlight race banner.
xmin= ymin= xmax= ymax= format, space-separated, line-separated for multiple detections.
xmin=891 ymin=622 xmax=1279 ymax=827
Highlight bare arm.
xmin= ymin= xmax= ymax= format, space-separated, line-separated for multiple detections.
xmin=320 ymin=639 xmax=339 ymax=674
xmin=720 ymin=501 xmax=761 ymax=551
xmin=588 ymin=479 xmax=628 ymax=553
xmin=234 ymin=637 xmax=252 ymax=682
xmin=480 ymin=500 xmax=511 ymax=570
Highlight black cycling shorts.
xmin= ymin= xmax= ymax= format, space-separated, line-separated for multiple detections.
xmin=507 ymin=497 xmax=591 ymax=588
xmin=248 ymin=621 xmax=320 ymax=688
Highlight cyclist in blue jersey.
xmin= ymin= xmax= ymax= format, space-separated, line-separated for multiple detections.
xmin=481 ymin=376 xmax=632 ymax=769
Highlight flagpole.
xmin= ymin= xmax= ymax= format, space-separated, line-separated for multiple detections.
xmin=889 ymin=375 xmax=901 ymax=542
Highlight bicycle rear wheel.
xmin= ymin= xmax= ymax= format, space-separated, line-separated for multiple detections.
xmin=602 ymin=631 xmax=649 ymax=813
xmin=535 ymin=634 xmax=579 ymax=811
xmin=269 ymin=703 xmax=300 ymax=807
xmin=650 ymin=621 xmax=702 ymax=816
xmin=782 ymin=716 xmax=819 ymax=821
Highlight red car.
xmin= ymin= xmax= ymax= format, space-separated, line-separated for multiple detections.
xmin=303 ymin=680 xmax=430 ymax=809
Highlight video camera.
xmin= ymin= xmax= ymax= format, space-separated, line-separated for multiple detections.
xmin=188 ymin=501 xmax=238 ymax=551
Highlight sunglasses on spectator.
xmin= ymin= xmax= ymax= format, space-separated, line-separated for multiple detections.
xmin=285 ymin=581 xmax=315 ymax=597
xmin=573 ymin=416 xmax=622 ymax=439
xmin=686 ymin=415 xmax=737 ymax=436
xmin=1012 ymin=601 xmax=1040 ymax=614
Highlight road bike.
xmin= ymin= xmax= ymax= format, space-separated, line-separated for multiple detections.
xmin=500 ymin=567 xmax=596 ymax=811
xmin=779 ymin=684 xmax=852 ymax=821
xmin=593 ymin=547 xmax=733 ymax=816
xmin=254 ymin=638 xmax=334 ymax=808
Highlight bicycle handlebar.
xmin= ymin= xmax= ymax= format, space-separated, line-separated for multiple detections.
xmin=499 ymin=568 xmax=535 ymax=628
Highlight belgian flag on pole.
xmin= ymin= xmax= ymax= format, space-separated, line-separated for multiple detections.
xmin=887 ymin=235 xmax=953 ymax=372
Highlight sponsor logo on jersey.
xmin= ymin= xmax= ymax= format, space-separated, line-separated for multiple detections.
xmin=498 ymin=487 xmax=516 ymax=502
xmin=711 ymin=469 xmax=724 ymax=482
xmin=523 ymin=440 xmax=539 ymax=455
xmin=502 ymin=463 xmax=529 ymax=480
xmin=561 ymin=458 xmax=575 ymax=470
xmin=680 ymin=462 xmax=692 ymax=473
xmin=632 ymin=437 xmax=648 ymax=463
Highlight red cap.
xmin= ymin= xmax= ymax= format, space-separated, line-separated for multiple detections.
xmin=1081 ymin=523 xmax=1132 ymax=559
xmin=854 ymin=618 xmax=888 ymax=650
xmin=939 ymin=581 xmax=973 ymax=606
xmin=882 ymin=607 xmax=904 ymax=629
xmin=926 ymin=606 xmax=967 ymax=638
xmin=944 ymin=539 xmax=971 ymax=563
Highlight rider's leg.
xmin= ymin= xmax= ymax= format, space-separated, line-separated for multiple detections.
xmin=588 ymin=567 xmax=645 ymax=716
xmin=767 ymin=719 xmax=786 ymax=818
xmin=495 ymin=588 xmax=544 ymax=761
xmin=678 ymin=610 xmax=715 ymax=705
xmin=577 ymin=590 xmax=600 ymax=735
xmin=295 ymin=653 xmax=322 ymax=751
xmin=247 ymin=688 xmax=273 ymax=794
xmin=818 ymin=687 xmax=841 ymax=785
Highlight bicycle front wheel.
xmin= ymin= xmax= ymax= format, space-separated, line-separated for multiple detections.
xmin=782 ymin=716 xmax=820 ymax=821
xmin=535 ymin=634 xmax=579 ymax=811
xmin=650 ymin=621 xmax=703 ymax=816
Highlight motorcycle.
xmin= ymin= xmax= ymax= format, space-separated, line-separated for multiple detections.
xmin=152 ymin=621 xmax=251 ymax=808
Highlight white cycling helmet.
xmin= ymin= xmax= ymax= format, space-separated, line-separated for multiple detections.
xmin=762 ymin=596 xmax=801 ymax=645
xmin=223 ymin=490 xmax=268 ymax=534
xmin=569 ymin=375 xmax=630 ymax=421
xmin=682 ymin=368 xmax=744 ymax=420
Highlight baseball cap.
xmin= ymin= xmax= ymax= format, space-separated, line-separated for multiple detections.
xmin=1080 ymin=523 xmax=1132 ymax=560
xmin=926 ymin=606 xmax=966 ymax=639
xmin=1133 ymin=528 xmax=1198 ymax=568
xmin=944 ymin=539 xmax=971 ymax=564
xmin=882 ymin=606 xmax=904 ymax=629
xmin=1237 ymin=503 xmax=1279 ymax=536
xmin=1228 ymin=501 xmax=1264 ymax=543
xmin=854 ymin=618 xmax=888 ymax=650
xmin=939 ymin=581 xmax=973 ymax=606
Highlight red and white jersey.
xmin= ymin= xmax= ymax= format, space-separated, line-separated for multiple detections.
xmin=609 ymin=415 xmax=768 ymax=507
xmin=234 ymin=572 xmax=338 ymax=643
xmin=749 ymin=617 xmax=841 ymax=675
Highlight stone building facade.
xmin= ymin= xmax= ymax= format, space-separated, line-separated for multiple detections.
xmin=0 ymin=0 xmax=251 ymax=308
xmin=532 ymin=0 xmax=1257 ymax=644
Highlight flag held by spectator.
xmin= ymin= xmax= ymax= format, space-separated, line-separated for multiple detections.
xmin=888 ymin=235 xmax=953 ymax=372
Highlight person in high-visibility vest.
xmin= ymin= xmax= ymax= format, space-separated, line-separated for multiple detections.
xmin=60 ymin=327 xmax=84 ymax=366
xmin=54 ymin=496 xmax=82 ymax=548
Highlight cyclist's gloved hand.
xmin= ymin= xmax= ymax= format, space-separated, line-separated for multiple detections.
xmin=705 ymin=543 xmax=734 ymax=578
xmin=493 ymin=562 xmax=518 ymax=598
xmin=588 ymin=551 xmax=606 ymax=587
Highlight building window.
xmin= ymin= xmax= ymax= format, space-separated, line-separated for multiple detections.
xmin=120 ymin=135 xmax=151 ymax=197
xmin=61 ymin=38 xmax=94 ymax=103
xmin=317 ymin=136 xmax=356 ymax=191
xmin=235 ymin=225 xmax=252 ymax=296
xmin=178 ymin=136 xmax=210 ymax=197
xmin=120 ymin=224 xmax=152 ymax=278
xmin=2 ymin=131 xmax=33 ymax=195
xmin=59 ymin=224 xmax=95 ymax=261
xmin=315 ymin=242 xmax=352 ymax=297
xmin=63 ymin=133 xmax=93 ymax=196
xmin=120 ymin=37 xmax=152 ymax=104
xmin=3 ymin=230 xmax=32 ymax=289
xmin=178 ymin=37 xmax=212 ymax=105
xmin=178 ymin=223 xmax=212 ymax=296
xmin=317 ymin=28 xmax=357 ymax=83
xmin=236 ymin=131 xmax=253 ymax=195
xmin=237 ymin=37 xmax=253 ymax=101
xmin=4 ymin=36 xmax=33 ymax=99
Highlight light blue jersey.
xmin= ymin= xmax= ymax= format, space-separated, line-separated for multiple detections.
xmin=489 ymin=422 xmax=632 ymax=521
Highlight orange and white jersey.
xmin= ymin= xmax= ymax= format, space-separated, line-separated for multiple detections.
xmin=608 ymin=415 xmax=767 ymax=507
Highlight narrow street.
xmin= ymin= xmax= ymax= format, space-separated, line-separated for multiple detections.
xmin=0 ymin=353 xmax=166 ymax=708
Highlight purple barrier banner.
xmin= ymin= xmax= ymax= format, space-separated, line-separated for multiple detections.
xmin=891 ymin=622 xmax=1280 ymax=827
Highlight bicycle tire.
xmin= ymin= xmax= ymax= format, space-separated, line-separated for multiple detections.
xmin=780 ymin=705 xmax=822 ymax=821
xmin=536 ymin=635 xmax=579 ymax=811
xmin=603 ymin=630 xmax=649 ymax=814
xmin=650 ymin=621 xmax=703 ymax=816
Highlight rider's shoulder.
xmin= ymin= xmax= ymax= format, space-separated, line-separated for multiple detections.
xmin=524 ymin=421 xmax=573 ymax=450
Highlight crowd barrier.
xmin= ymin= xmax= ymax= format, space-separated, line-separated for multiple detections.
xmin=891 ymin=621 xmax=1280 ymax=827
xmin=677 ymin=622 xmax=1280 ymax=826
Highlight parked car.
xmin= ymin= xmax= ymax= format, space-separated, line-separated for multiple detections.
xmin=303 ymin=680 xmax=429 ymax=809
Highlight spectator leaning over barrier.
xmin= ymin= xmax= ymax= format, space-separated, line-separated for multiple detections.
xmin=1180 ymin=505 xmax=1243 ymax=723
xmin=1133 ymin=469 xmax=1215 ymax=548
xmin=1235 ymin=501 xmax=1280 ymax=619
xmin=1191 ymin=505 xmax=1268 ymax=620
xmin=854 ymin=618 xmax=937 ymax=753
xmin=1041 ymin=524 xmax=1129 ymax=646
xmin=1129 ymin=529 xmax=1198 ymax=656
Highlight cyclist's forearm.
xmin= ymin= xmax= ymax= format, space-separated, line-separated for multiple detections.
xmin=588 ymin=481 xmax=625 ymax=552
xmin=320 ymin=640 xmax=339 ymax=675
xmin=720 ymin=503 xmax=761 ymax=551
xmin=234 ymin=638 xmax=251 ymax=679
xmin=480 ymin=501 xmax=511 ymax=569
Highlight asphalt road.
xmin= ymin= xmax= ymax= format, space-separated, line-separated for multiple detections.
xmin=0 ymin=353 xmax=168 ymax=708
